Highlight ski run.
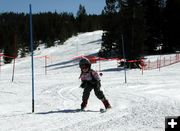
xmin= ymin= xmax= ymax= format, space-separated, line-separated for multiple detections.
xmin=0 ymin=30 xmax=180 ymax=131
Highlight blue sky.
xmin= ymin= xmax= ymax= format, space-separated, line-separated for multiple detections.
xmin=0 ymin=0 xmax=106 ymax=15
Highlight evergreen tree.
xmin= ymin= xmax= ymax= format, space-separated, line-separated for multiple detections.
xmin=101 ymin=0 xmax=146 ymax=60
xmin=3 ymin=34 xmax=15 ymax=64
xmin=120 ymin=0 xmax=146 ymax=60
xmin=163 ymin=0 xmax=180 ymax=52
xmin=76 ymin=4 xmax=88 ymax=32
xmin=100 ymin=0 xmax=119 ymax=58
xmin=143 ymin=0 xmax=164 ymax=54
xmin=0 ymin=10 xmax=103 ymax=64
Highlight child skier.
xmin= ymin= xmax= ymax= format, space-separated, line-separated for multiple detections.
xmin=79 ymin=57 xmax=111 ymax=110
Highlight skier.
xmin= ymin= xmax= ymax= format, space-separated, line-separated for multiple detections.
xmin=79 ymin=57 xmax=111 ymax=110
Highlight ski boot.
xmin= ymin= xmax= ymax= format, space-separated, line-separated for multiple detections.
xmin=80 ymin=99 xmax=88 ymax=111
xmin=102 ymin=99 xmax=111 ymax=109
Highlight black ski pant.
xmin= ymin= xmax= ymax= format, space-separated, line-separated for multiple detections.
xmin=82 ymin=83 xmax=105 ymax=101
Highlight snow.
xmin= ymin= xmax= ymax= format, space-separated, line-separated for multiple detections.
xmin=0 ymin=30 xmax=180 ymax=131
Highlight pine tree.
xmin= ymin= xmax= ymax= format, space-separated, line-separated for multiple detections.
xmin=163 ymin=0 xmax=180 ymax=52
xmin=120 ymin=0 xmax=146 ymax=60
xmin=100 ymin=0 xmax=120 ymax=58
xmin=143 ymin=0 xmax=164 ymax=54
xmin=0 ymin=10 xmax=103 ymax=63
xmin=101 ymin=0 xmax=146 ymax=60
xmin=76 ymin=4 xmax=88 ymax=32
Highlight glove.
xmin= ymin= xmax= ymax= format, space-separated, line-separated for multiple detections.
xmin=80 ymin=81 xmax=88 ymax=88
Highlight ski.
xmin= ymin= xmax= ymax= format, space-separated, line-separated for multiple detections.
xmin=100 ymin=107 xmax=112 ymax=113
xmin=75 ymin=108 xmax=111 ymax=113
xmin=76 ymin=109 xmax=86 ymax=112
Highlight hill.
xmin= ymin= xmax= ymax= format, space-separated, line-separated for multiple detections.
xmin=0 ymin=31 xmax=180 ymax=131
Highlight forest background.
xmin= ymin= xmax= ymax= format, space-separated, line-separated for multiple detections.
xmin=0 ymin=0 xmax=179 ymax=63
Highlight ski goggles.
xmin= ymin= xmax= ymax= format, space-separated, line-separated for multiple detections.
xmin=80 ymin=64 xmax=89 ymax=69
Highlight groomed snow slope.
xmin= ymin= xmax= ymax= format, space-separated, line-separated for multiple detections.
xmin=0 ymin=30 xmax=180 ymax=131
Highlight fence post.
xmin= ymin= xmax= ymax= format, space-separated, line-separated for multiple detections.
xmin=45 ymin=56 xmax=47 ymax=75
xmin=121 ymin=34 xmax=127 ymax=83
xmin=170 ymin=56 xmax=171 ymax=64
xmin=159 ymin=57 xmax=161 ymax=71
xmin=12 ymin=57 xmax=16 ymax=82
xmin=148 ymin=60 xmax=150 ymax=70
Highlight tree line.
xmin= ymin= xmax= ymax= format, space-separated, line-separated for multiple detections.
xmin=100 ymin=0 xmax=180 ymax=61
xmin=0 ymin=0 xmax=180 ymax=64
xmin=0 ymin=5 xmax=102 ymax=63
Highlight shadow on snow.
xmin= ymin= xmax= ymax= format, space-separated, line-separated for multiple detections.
xmin=36 ymin=109 xmax=99 ymax=114
xmin=83 ymin=39 xmax=102 ymax=45
xmin=46 ymin=52 xmax=98 ymax=70
xmin=101 ymin=67 xmax=125 ymax=72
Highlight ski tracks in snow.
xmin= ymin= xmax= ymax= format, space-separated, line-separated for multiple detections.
xmin=57 ymin=84 xmax=80 ymax=108
xmin=109 ymin=87 xmax=180 ymax=130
